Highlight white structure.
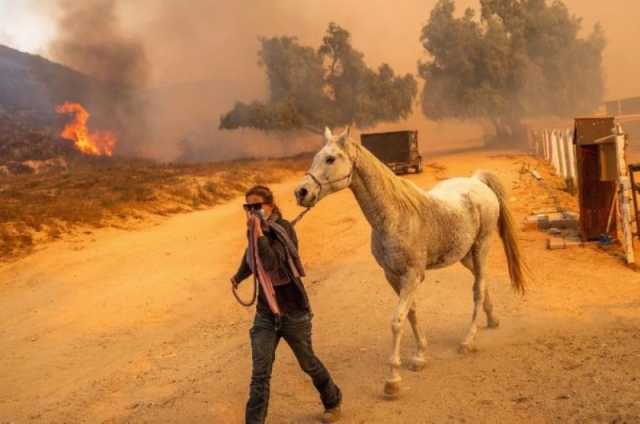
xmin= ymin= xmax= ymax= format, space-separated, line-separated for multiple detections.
xmin=536 ymin=128 xmax=577 ymax=190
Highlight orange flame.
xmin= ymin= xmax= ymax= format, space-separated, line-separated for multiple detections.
xmin=55 ymin=102 xmax=116 ymax=156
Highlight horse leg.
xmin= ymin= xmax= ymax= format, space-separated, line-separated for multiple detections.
xmin=387 ymin=272 xmax=428 ymax=373
xmin=461 ymin=254 xmax=499 ymax=329
xmin=459 ymin=241 xmax=489 ymax=353
xmin=384 ymin=270 xmax=418 ymax=397
xmin=407 ymin=303 xmax=428 ymax=371
xmin=483 ymin=285 xmax=500 ymax=329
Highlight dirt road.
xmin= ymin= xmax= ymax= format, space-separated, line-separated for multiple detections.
xmin=1 ymin=150 xmax=639 ymax=423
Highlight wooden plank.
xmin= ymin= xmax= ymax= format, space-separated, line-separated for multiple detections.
xmin=547 ymin=237 xmax=584 ymax=250
xmin=557 ymin=131 xmax=567 ymax=178
xmin=551 ymin=131 xmax=561 ymax=174
xmin=576 ymin=145 xmax=617 ymax=239
xmin=629 ymin=164 xmax=640 ymax=236
xmin=615 ymin=132 xmax=635 ymax=264
xmin=574 ymin=117 xmax=615 ymax=145
xmin=530 ymin=170 xmax=542 ymax=180
xmin=566 ymin=132 xmax=578 ymax=189
xmin=524 ymin=212 xmax=579 ymax=231
xmin=544 ymin=130 xmax=550 ymax=161
xmin=599 ymin=142 xmax=618 ymax=181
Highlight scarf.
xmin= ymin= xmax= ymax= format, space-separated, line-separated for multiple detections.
xmin=247 ymin=217 xmax=280 ymax=316
xmin=265 ymin=213 xmax=306 ymax=279
xmin=246 ymin=212 xmax=306 ymax=316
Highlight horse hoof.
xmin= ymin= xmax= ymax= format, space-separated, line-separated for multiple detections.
xmin=458 ymin=344 xmax=477 ymax=354
xmin=487 ymin=318 xmax=500 ymax=329
xmin=409 ymin=356 xmax=427 ymax=372
xmin=383 ymin=381 xmax=401 ymax=398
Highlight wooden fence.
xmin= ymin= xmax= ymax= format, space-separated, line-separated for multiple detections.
xmin=531 ymin=124 xmax=636 ymax=265
xmin=533 ymin=128 xmax=577 ymax=190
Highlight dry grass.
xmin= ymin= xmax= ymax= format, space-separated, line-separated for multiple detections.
xmin=0 ymin=156 xmax=309 ymax=260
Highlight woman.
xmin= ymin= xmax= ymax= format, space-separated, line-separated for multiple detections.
xmin=231 ymin=185 xmax=342 ymax=424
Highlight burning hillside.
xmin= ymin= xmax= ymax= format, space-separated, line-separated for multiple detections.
xmin=56 ymin=102 xmax=117 ymax=156
xmin=0 ymin=110 xmax=73 ymax=176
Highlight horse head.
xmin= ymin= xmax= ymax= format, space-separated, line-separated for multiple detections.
xmin=295 ymin=126 xmax=356 ymax=207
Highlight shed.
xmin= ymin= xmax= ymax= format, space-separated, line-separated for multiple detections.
xmin=573 ymin=117 xmax=618 ymax=240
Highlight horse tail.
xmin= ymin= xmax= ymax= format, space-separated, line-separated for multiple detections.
xmin=474 ymin=170 xmax=528 ymax=295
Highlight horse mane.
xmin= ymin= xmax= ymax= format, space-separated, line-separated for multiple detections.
xmin=350 ymin=141 xmax=429 ymax=213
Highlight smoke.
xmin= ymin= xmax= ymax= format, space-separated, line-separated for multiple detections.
xmin=122 ymin=0 xmax=458 ymax=161
xmin=39 ymin=0 xmax=640 ymax=161
xmin=50 ymin=0 xmax=148 ymax=87
xmin=562 ymin=0 xmax=640 ymax=99
xmin=0 ymin=29 xmax=15 ymax=48
xmin=127 ymin=0 xmax=509 ymax=160
xmin=48 ymin=0 xmax=149 ymax=156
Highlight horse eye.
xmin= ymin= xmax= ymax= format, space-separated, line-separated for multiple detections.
xmin=326 ymin=156 xmax=336 ymax=164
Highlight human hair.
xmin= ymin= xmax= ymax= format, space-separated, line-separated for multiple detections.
xmin=245 ymin=185 xmax=282 ymax=216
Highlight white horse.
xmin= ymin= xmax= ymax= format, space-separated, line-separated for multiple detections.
xmin=294 ymin=127 xmax=526 ymax=397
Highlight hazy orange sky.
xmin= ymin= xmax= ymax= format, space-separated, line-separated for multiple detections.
xmin=1 ymin=0 xmax=638 ymax=100
xmin=123 ymin=0 xmax=638 ymax=100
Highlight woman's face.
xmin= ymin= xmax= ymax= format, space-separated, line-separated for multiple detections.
xmin=246 ymin=194 xmax=274 ymax=218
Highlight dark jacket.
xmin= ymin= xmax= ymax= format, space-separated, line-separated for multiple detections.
xmin=233 ymin=216 xmax=310 ymax=316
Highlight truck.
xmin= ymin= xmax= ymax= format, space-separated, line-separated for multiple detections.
xmin=360 ymin=130 xmax=422 ymax=174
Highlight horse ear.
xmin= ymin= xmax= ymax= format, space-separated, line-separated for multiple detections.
xmin=324 ymin=126 xmax=333 ymax=142
xmin=336 ymin=125 xmax=350 ymax=146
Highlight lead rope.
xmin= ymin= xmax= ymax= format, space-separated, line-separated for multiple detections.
xmin=290 ymin=207 xmax=312 ymax=226
xmin=231 ymin=221 xmax=260 ymax=307
xmin=231 ymin=207 xmax=312 ymax=307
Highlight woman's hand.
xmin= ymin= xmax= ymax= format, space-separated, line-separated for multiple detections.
xmin=246 ymin=213 xmax=264 ymax=236
xmin=246 ymin=211 xmax=258 ymax=228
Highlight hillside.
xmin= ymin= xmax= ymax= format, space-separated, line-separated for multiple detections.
xmin=0 ymin=44 xmax=112 ymax=122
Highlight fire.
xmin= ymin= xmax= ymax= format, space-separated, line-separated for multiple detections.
xmin=55 ymin=102 xmax=116 ymax=156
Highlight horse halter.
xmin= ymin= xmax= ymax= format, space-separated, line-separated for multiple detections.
xmin=305 ymin=158 xmax=356 ymax=196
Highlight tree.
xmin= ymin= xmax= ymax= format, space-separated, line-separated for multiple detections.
xmin=219 ymin=23 xmax=417 ymax=132
xmin=419 ymin=0 xmax=606 ymax=141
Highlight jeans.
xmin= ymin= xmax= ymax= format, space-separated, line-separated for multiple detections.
xmin=245 ymin=312 xmax=342 ymax=424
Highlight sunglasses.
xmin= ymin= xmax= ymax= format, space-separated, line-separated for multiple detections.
xmin=243 ymin=202 xmax=265 ymax=211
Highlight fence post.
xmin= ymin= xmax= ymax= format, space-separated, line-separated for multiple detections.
xmin=551 ymin=130 xmax=561 ymax=174
xmin=615 ymin=127 xmax=635 ymax=265
xmin=543 ymin=130 xmax=550 ymax=161
xmin=548 ymin=130 xmax=553 ymax=166
xmin=566 ymin=129 xmax=578 ymax=190
xmin=558 ymin=131 xmax=567 ymax=178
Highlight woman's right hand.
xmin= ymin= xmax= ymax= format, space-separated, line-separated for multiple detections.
xmin=246 ymin=214 xmax=263 ymax=236
xmin=246 ymin=212 xmax=257 ymax=228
